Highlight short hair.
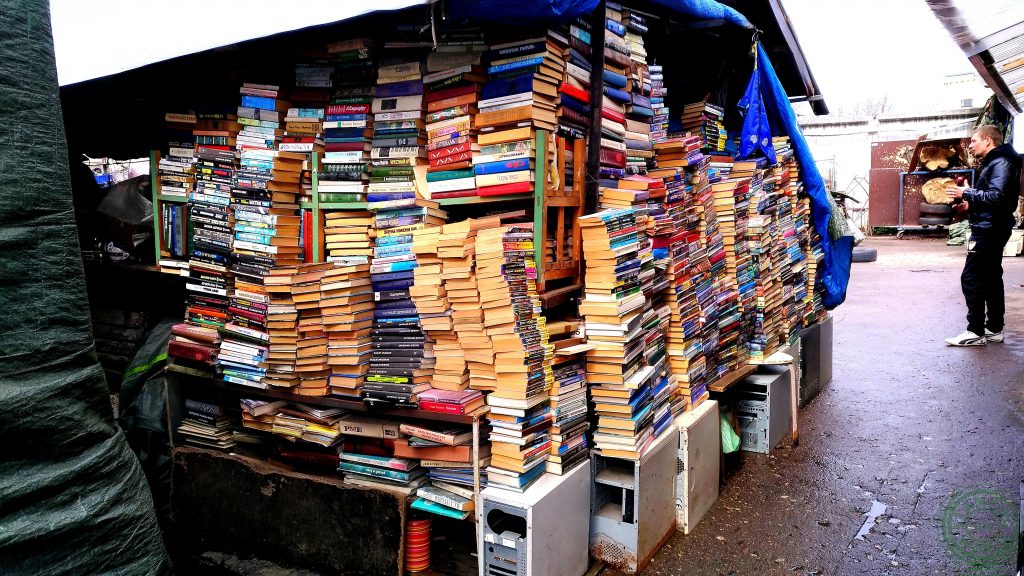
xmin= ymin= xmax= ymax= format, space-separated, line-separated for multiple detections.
xmin=974 ymin=125 xmax=1003 ymax=146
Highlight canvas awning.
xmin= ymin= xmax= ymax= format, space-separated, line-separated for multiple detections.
xmin=51 ymin=0 xmax=430 ymax=86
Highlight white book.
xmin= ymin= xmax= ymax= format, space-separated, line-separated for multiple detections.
xmin=426 ymin=177 xmax=476 ymax=194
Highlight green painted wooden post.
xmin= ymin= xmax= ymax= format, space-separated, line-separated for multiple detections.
xmin=150 ymin=150 xmax=162 ymax=264
xmin=311 ymin=150 xmax=321 ymax=262
xmin=533 ymin=130 xmax=546 ymax=288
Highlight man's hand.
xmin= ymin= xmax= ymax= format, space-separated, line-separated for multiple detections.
xmin=953 ymin=200 xmax=969 ymax=214
xmin=946 ymin=184 xmax=966 ymax=200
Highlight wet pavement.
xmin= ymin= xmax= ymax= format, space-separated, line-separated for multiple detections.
xmin=632 ymin=237 xmax=1024 ymax=576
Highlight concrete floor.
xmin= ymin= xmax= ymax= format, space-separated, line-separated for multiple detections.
xmin=632 ymin=237 xmax=1024 ymax=576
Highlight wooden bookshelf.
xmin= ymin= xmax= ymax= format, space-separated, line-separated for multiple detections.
xmin=434 ymin=193 xmax=533 ymax=206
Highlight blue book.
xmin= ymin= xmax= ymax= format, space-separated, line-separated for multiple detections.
xmin=240 ymin=95 xmax=279 ymax=111
xmin=410 ymin=497 xmax=471 ymax=520
xmin=605 ymin=18 xmax=626 ymax=37
xmin=474 ymin=158 xmax=531 ymax=176
xmin=372 ymin=279 xmax=414 ymax=292
xmin=603 ymin=69 xmax=627 ymax=88
xmin=488 ymin=57 xmax=544 ymax=75
xmin=374 ymin=234 xmax=413 ymax=247
xmin=375 ymin=80 xmax=424 ymax=98
xmin=371 ymin=270 xmax=414 ymax=282
xmin=603 ymin=86 xmax=631 ymax=103
xmin=481 ymin=73 xmax=535 ymax=100
xmin=376 ymin=261 xmax=417 ymax=272
xmin=339 ymin=461 xmax=423 ymax=483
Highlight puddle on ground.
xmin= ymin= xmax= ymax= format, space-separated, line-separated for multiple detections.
xmin=855 ymin=500 xmax=888 ymax=540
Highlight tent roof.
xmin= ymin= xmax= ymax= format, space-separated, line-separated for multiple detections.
xmin=925 ymin=0 xmax=1024 ymax=114
xmin=51 ymin=0 xmax=428 ymax=86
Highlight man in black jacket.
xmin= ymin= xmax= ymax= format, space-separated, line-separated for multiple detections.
xmin=944 ymin=125 xmax=1022 ymax=346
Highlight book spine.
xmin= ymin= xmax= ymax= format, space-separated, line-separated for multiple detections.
xmin=417 ymin=401 xmax=466 ymax=415
xmin=400 ymin=425 xmax=458 ymax=446
xmin=339 ymin=461 xmax=412 ymax=482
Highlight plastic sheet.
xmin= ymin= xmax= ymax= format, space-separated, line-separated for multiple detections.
xmin=0 ymin=1 xmax=171 ymax=573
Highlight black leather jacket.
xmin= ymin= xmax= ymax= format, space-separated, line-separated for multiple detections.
xmin=963 ymin=143 xmax=1022 ymax=233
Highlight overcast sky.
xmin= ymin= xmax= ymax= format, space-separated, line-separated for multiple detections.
xmin=784 ymin=0 xmax=975 ymax=114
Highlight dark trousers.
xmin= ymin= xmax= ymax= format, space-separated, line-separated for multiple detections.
xmin=961 ymin=229 xmax=1012 ymax=335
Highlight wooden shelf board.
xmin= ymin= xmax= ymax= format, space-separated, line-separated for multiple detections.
xmin=169 ymin=366 xmax=487 ymax=424
xmin=157 ymin=195 xmax=188 ymax=203
xmin=706 ymin=364 xmax=757 ymax=394
xmin=434 ymin=193 xmax=532 ymax=206
xmin=320 ymin=202 xmax=369 ymax=210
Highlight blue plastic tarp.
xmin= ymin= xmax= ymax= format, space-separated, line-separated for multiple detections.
xmin=747 ymin=44 xmax=852 ymax=308
xmin=449 ymin=0 xmax=752 ymax=27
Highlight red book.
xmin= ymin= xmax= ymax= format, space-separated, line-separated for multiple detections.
xmin=325 ymin=142 xmax=364 ymax=152
xmin=327 ymin=104 xmax=370 ymax=115
xmin=599 ymin=147 xmax=626 ymax=167
xmin=601 ymin=107 xmax=625 ymax=124
xmin=559 ymin=82 xmax=590 ymax=103
xmin=428 ymin=142 xmax=471 ymax=161
xmin=430 ymin=153 xmax=473 ymax=168
xmin=429 ymin=189 xmax=479 ymax=199
xmin=424 ymin=83 xmax=477 ymax=104
xmin=302 ymin=209 xmax=313 ymax=263
xmin=168 ymin=340 xmax=217 ymax=363
xmin=475 ymin=181 xmax=532 ymax=197
xmin=428 ymin=160 xmax=472 ymax=172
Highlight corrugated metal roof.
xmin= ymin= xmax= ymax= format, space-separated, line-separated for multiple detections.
xmin=925 ymin=0 xmax=1024 ymax=114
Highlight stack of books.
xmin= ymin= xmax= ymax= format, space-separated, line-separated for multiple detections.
xmin=362 ymin=59 xmax=434 ymax=409
xmin=778 ymin=178 xmax=807 ymax=345
xmin=696 ymin=179 xmax=726 ymax=380
xmin=321 ymin=38 xmax=376 ymax=203
xmin=158 ymin=112 xmax=196 ymax=273
xmin=178 ymin=399 xmax=235 ymax=451
xmin=160 ymin=112 xmax=197 ymax=200
xmin=290 ymin=264 xmax=332 ymax=396
xmin=709 ymin=175 xmax=752 ymax=373
xmin=550 ymin=21 xmax=592 ymax=138
xmin=579 ymin=208 xmax=656 ymax=460
xmin=652 ymin=141 xmax=712 ymax=412
xmin=546 ymin=355 xmax=589 ymax=475
xmin=172 ymin=146 xmax=237 ymax=370
xmin=475 ymin=224 xmax=553 ymax=492
xmin=423 ymin=64 xmax=485 ymax=200
xmin=681 ymin=101 xmax=727 ymax=153
xmin=259 ymin=268 xmax=297 ymax=389
xmin=323 ymin=210 xmax=374 ymax=265
xmin=472 ymin=35 xmax=563 ymax=197
xmin=239 ymin=398 xmax=287 ymax=432
xmin=394 ymin=422 xmax=484 ymax=512
xmin=648 ymin=65 xmax=669 ymax=144
xmin=320 ymin=261 xmax=374 ymax=399
xmin=270 ymin=404 xmax=346 ymax=447
xmin=340 ymin=451 xmax=427 ymax=492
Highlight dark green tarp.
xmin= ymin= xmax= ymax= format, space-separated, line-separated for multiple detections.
xmin=0 ymin=1 xmax=171 ymax=574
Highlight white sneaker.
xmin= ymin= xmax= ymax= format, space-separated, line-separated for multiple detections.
xmin=984 ymin=329 xmax=1004 ymax=343
xmin=945 ymin=330 xmax=987 ymax=346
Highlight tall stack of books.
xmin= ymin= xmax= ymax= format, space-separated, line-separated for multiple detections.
xmin=320 ymin=260 xmax=374 ymax=399
xmin=682 ymin=101 xmax=727 ymax=153
xmin=696 ymin=169 xmax=727 ymax=380
xmin=546 ymin=355 xmax=589 ymax=475
xmin=778 ymin=177 xmax=807 ymax=345
xmin=473 ymin=34 xmax=563 ymax=197
xmin=362 ymin=58 xmax=433 ymax=409
xmin=289 ymin=264 xmax=330 ymax=396
xmin=321 ymin=38 xmax=376 ymax=204
xmin=258 ymin=269 xmax=297 ymax=389
xmin=476 ymin=224 xmax=553 ymax=492
xmin=423 ymin=65 xmax=485 ymax=200
xmin=159 ymin=113 xmax=197 ymax=274
xmin=648 ymin=65 xmax=669 ymax=144
xmin=172 ymin=144 xmax=237 ymax=370
xmin=579 ymin=208 xmax=656 ymax=460
xmin=710 ymin=175 xmax=753 ymax=373
xmin=223 ymin=84 xmax=305 ymax=389
xmin=551 ymin=20 xmax=592 ymax=139
xmin=620 ymin=7 xmax=655 ymax=176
